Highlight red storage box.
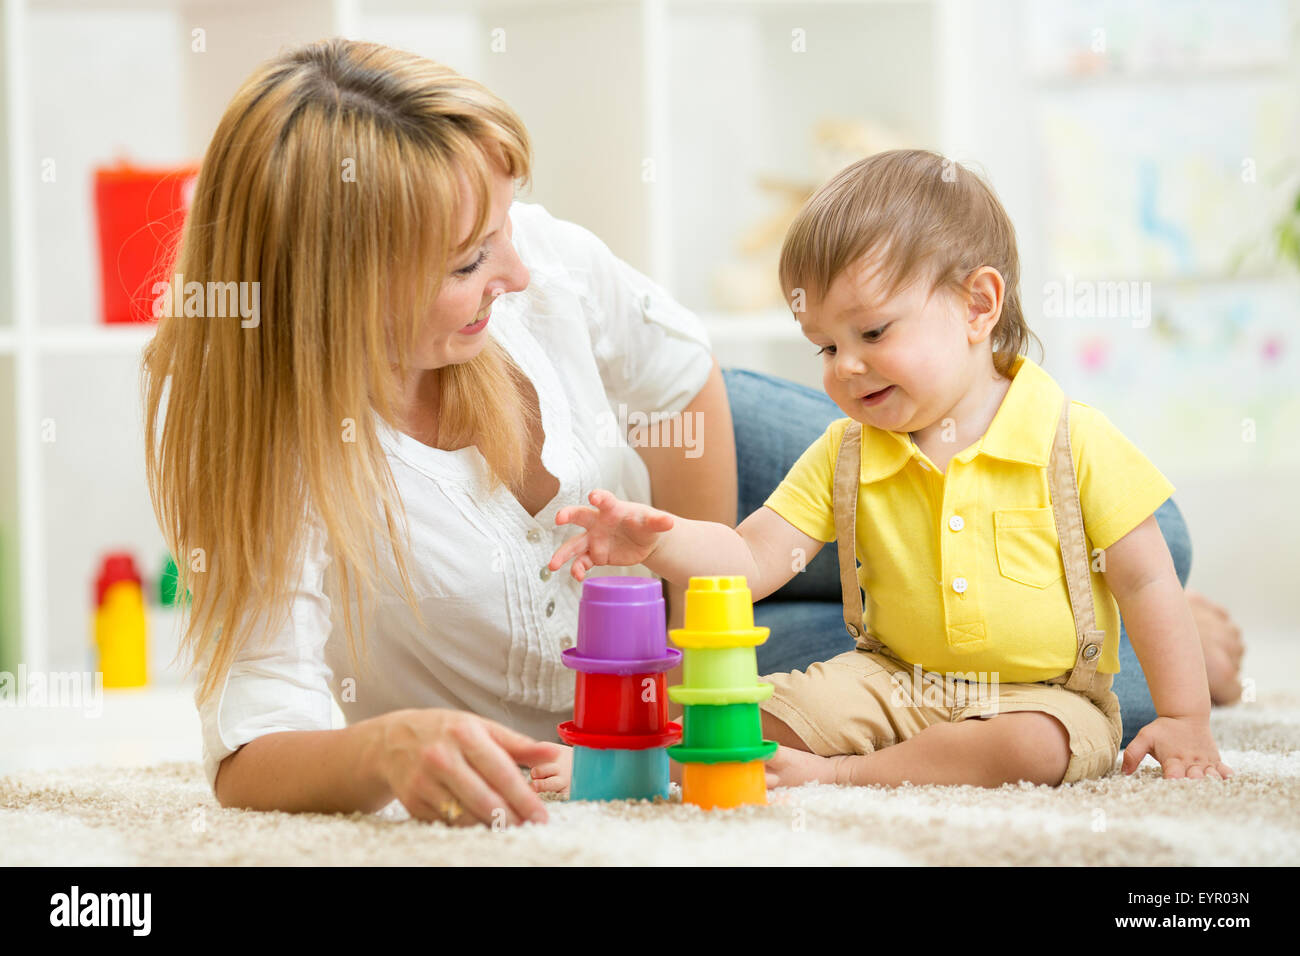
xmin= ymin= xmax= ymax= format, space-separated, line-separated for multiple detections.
xmin=93 ymin=160 xmax=199 ymax=324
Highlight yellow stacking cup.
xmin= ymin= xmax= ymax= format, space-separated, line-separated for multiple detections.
xmin=669 ymin=576 xmax=769 ymax=649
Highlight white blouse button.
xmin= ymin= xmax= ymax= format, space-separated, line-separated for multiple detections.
xmin=539 ymin=566 xmax=552 ymax=581
xmin=546 ymin=600 xmax=556 ymax=617
xmin=948 ymin=515 xmax=965 ymax=532
xmin=526 ymin=528 xmax=542 ymax=543
xmin=952 ymin=577 xmax=968 ymax=594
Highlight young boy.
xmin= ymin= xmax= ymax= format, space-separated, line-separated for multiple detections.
xmin=538 ymin=149 xmax=1232 ymax=790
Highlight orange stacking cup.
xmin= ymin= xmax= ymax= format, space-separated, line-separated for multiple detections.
xmin=681 ymin=760 xmax=768 ymax=810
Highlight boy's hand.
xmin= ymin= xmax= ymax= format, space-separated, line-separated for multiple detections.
xmin=1121 ymin=715 xmax=1235 ymax=780
xmin=528 ymin=742 xmax=573 ymax=795
xmin=548 ymin=489 xmax=675 ymax=581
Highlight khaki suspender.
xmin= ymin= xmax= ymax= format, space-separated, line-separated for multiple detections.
xmin=1043 ymin=398 xmax=1107 ymax=692
xmin=831 ymin=397 xmax=1105 ymax=691
xmin=832 ymin=421 xmax=885 ymax=654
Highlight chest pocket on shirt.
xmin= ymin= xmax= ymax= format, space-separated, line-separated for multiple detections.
xmin=994 ymin=507 xmax=1066 ymax=589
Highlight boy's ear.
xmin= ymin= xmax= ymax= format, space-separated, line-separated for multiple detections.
xmin=963 ymin=267 xmax=1005 ymax=344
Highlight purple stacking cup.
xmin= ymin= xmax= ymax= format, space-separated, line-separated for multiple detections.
xmin=562 ymin=576 xmax=682 ymax=675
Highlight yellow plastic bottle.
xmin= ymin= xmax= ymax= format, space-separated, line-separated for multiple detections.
xmin=93 ymin=554 xmax=148 ymax=688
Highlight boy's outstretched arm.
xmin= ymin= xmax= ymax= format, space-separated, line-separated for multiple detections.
xmin=733 ymin=506 xmax=828 ymax=602
xmin=549 ymin=491 xmax=823 ymax=603
xmin=1101 ymin=513 xmax=1234 ymax=780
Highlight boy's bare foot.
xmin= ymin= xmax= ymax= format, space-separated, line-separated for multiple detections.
xmin=1187 ymin=588 xmax=1245 ymax=705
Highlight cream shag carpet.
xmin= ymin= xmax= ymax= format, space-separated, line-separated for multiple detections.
xmin=3 ymin=693 xmax=1298 ymax=866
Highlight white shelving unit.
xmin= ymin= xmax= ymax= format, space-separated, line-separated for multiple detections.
xmin=0 ymin=0 xmax=1025 ymax=675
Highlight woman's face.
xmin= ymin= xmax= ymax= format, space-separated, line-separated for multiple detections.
xmin=398 ymin=166 xmax=531 ymax=371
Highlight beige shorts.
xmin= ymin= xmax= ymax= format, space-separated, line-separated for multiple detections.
xmin=760 ymin=647 xmax=1123 ymax=784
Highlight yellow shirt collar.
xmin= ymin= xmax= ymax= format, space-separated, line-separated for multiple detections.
xmin=858 ymin=354 xmax=1065 ymax=483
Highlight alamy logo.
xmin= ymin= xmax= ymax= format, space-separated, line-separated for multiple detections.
xmin=152 ymin=272 xmax=261 ymax=328
xmin=49 ymin=886 xmax=151 ymax=936
xmin=594 ymin=404 xmax=703 ymax=458
xmin=1041 ymin=275 xmax=1151 ymax=328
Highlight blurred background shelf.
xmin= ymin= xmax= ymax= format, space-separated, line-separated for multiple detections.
xmin=0 ymin=325 xmax=157 ymax=354
xmin=1 ymin=0 xmax=1298 ymax=699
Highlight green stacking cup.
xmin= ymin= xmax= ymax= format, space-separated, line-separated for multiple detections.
xmin=668 ymin=682 xmax=773 ymax=706
xmin=681 ymin=702 xmax=764 ymax=750
xmin=680 ymin=645 xmax=760 ymax=690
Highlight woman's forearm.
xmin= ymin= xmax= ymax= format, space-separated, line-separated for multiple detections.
xmin=634 ymin=357 xmax=739 ymax=631
xmin=632 ymin=357 xmax=738 ymax=528
xmin=214 ymin=714 xmax=393 ymax=814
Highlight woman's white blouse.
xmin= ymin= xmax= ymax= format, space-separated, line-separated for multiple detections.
xmin=197 ymin=201 xmax=715 ymax=793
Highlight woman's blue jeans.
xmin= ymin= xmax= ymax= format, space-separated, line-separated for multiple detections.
xmin=722 ymin=367 xmax=1191 ymax=750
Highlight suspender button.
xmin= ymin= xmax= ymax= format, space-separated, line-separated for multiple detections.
xmin=1083 ymin=643 xmax=1100 ymax=660
xmin=846 ymin=622 xmax=859 ymax=638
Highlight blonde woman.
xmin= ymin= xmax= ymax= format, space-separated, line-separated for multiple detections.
xmin=143 ymin=37 xmax=735 ymax=828
xmin=144 ymin=38 xmax=1244 ymax=826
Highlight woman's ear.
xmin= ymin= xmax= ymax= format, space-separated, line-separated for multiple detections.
xmin=963 ymin=266 xmax=1005 ymax=345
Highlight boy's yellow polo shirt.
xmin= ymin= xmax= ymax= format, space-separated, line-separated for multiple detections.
xmin=763 ymin=354 xmax=1175 ymax=682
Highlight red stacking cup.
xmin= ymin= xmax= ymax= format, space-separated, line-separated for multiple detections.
xmin=573 ymin=671 xmax=669 ymax=736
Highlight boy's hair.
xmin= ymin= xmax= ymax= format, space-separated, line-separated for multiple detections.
xmin=779 ymin=148 xmax=1041 ymax=375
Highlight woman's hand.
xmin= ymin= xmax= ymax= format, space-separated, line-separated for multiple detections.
xmin=548 ymin=488 xmax=675 ymax=581
xmin=377 ymin=708 xmax=561 ymax=827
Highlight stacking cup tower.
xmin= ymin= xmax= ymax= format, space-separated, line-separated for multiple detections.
xmin=558 ymin=577 xmax=683 ymax=801
xmin=668 ymin=576 xmax=778 ymax=810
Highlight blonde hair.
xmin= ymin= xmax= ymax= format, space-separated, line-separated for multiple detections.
xmin=142 ymin=38 xmax=535 ymax=706
xmin=778 ymin=148 xmax=1041 ymax=375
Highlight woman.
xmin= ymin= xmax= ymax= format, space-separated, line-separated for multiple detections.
xmin=143 ymin=38 xmax=1242 ymax=828
xmin=144 ymin=37 xmax=733 ymax=829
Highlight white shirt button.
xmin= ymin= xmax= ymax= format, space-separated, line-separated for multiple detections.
xmin=526 ymin=528 xmax=541 ymax=543
xmin=546 ymin=600 xmax=556 ymax=617
xmin=948 ymin=515 xmax=965 ymax=532
xmin=642 ymin=293 xmax=653 ymax=311
xmin=539 ymin=566 xmax=552 ymax=581
xmin=952 ymin=577 xmax=968 ymax=594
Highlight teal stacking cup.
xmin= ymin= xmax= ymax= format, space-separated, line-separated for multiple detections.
xmin=569 ymin=746 xmax=670 ymax=802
